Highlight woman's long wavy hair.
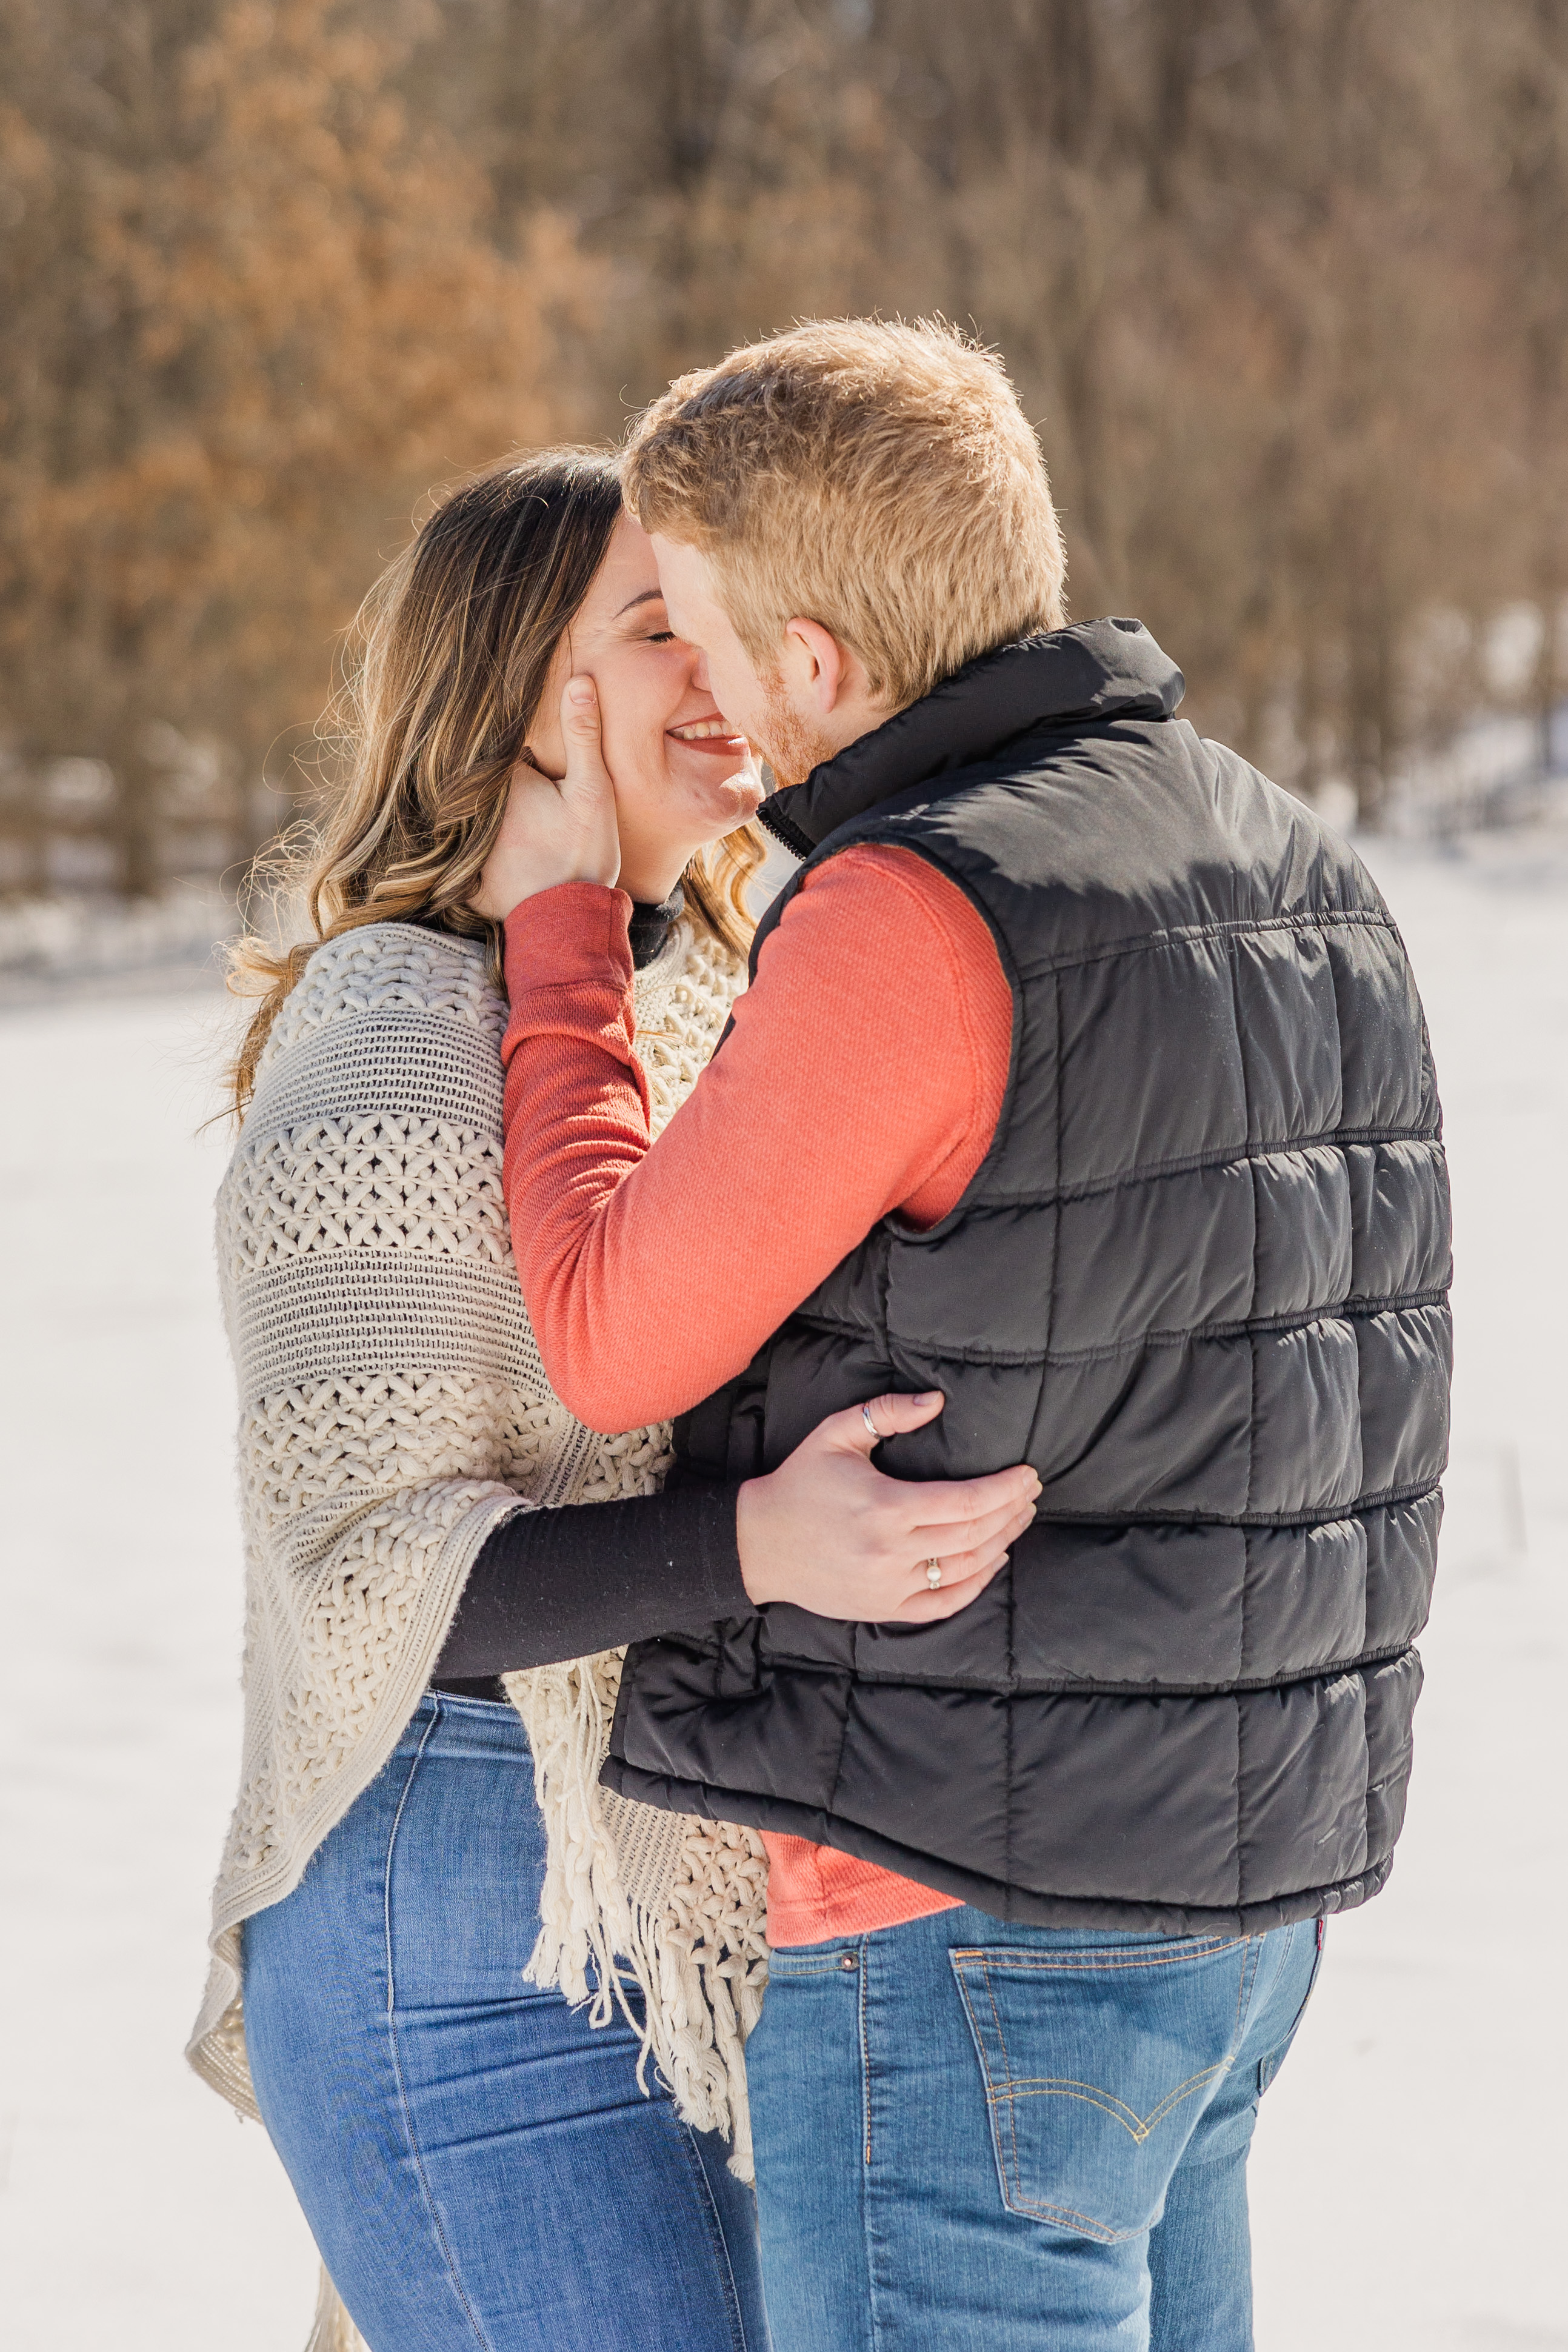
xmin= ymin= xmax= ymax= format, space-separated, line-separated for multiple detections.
xmin=228 ymin=448 xmax=767 ymax=1117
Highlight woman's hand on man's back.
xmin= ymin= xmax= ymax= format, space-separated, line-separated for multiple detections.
xmin=736 ymin=1391 xmax=1040 ymax=1624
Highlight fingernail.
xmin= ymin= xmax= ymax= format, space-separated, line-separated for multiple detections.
xmin=569 ymin=677 xmax=596 ymax=705
xmin=918 ymin=1390 xmax=942 ymax=1406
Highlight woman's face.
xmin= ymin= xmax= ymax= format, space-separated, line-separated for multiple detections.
xmin=525 ymin=512 xmax=761 ymax=903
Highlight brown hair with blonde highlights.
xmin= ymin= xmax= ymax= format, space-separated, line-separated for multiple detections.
xmin=622 ymin=318 xmax=1067 ymax=710
xmin=228 ymin=448 xmax=765 ymax=1117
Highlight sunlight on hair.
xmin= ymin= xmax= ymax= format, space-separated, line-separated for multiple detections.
xmin=225 ymin=450 xmax=765 ymax=1119
xmin=622 ymin=317 xmax=1067 ymax=709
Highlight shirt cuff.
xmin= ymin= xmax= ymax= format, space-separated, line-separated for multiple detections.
xmin=502 ymin=881 xmax=633 ymax=1000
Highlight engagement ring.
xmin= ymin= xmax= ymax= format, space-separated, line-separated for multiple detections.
xmin=926 ymin=1559 xmax=943 ymax=1589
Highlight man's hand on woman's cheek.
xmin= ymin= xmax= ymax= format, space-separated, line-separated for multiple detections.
xmin=470 ymin=675 xmax=621 ymax=921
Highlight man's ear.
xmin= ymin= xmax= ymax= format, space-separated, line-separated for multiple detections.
xmin=782 ymin=616 xmax=850 ymax=713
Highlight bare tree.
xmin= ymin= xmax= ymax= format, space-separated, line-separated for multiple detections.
xmin=3 ymin=0 xmax=1563 ymax=884
xmin=0 ymin=0 xmax=586 ymax=892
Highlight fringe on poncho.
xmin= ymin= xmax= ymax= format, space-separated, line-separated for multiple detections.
xmin=186 ymin=919 xmax=769 ymax=2351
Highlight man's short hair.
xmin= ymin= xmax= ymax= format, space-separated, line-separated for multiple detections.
xmin=621 ymin=318 xmax=1067 ymax=708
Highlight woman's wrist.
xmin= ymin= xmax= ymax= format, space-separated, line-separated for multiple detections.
xmin=735 ymin=1475 xmax=779 ymax=1606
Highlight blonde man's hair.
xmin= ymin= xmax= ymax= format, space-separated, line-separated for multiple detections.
xmin=622 ymin=318 xmax=1067 ymax=709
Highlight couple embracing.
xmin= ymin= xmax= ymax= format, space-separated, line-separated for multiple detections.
xmin=190 ymin=321 xmax=1450 ymax=2352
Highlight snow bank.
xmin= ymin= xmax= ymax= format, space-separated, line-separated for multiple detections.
xmin=0 ymin=889 xmax=237 ymax=1006
xmin=0 ymin=827 xmax=1563 ymax=2348
xmin=1249 ymin=829 xmax=1568 ymax=2352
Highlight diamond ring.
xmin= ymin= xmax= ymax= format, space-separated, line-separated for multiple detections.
xmin=926 ymin=1559 xmax=943 ymax=1589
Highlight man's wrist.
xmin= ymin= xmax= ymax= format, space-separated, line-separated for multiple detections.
xmin=502 ymin=881 xmax=633 ymax=995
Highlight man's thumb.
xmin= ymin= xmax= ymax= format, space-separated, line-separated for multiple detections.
xmin=564 ymin=674 xmax=599 ymax=730
xmin=557 ymin=673 xmax=612 ymax=823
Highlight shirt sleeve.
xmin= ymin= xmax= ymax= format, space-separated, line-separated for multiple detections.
xmin=430 ymin=1480 xmax=754 ymax=1677
xmin=500 ymin=844 xmax=1012 ymax=1433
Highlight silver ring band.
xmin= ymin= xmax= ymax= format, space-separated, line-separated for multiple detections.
xmin=862 ymin=1402 xmax=882 ymax=1442
xmin=926 ymin=1559 xmax=943 ymax=1589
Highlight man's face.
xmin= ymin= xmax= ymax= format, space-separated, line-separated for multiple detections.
xmin=651 ymin=535 xmax=837 ymax=788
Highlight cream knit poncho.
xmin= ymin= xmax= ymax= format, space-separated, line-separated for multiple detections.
xmin=187 ymin=917 xmax=769 ymax=2337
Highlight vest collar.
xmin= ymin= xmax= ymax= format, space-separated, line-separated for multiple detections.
xmin=758 ymin=617 xmax=1185 ymax=855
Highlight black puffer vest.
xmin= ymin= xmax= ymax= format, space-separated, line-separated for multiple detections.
xmin=602 ymin=620 xmax=1451 ymax=1933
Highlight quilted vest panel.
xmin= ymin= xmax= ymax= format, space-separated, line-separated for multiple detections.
xmin=604 ymin=624 xmax=1450 ymax=1932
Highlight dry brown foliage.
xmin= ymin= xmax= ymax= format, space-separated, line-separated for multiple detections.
xmin=2 ymin=0 xmax=1566 ymax=884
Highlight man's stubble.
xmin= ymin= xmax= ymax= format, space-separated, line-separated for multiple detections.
xmin=754 ymin=673 xmax=840 ymax=790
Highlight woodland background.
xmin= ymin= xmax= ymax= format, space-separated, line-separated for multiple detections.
xmin=3 ymin=21 xmax=1566 ymax=2342
xmin=3 ymin=0 xmax=1567 ymax=910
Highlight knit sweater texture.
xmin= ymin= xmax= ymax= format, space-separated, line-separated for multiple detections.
xmin=187 ymin=918 xmax=769 ymax=2343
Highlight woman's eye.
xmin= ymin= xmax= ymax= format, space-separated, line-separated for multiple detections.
xmin=645 ymin=629 xmax=677 ymax=644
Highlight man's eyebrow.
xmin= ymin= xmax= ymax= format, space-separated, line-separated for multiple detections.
xmin=613 ymin=587 xmax=667 ymax=618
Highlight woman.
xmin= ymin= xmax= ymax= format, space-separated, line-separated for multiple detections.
xmin=188 ymin=449 xmax=1031 ymax=2352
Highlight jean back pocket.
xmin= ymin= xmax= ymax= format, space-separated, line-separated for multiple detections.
xmin=950 ymin=1936 xmax=1257 ymax=2243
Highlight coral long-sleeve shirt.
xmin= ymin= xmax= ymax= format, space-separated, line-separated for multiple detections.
xmin=500 ymin=845 xmax=1012 ymax=1944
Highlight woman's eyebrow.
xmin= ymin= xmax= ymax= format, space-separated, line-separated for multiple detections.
xmin=613 ymin=587 xmax=667 ymax=617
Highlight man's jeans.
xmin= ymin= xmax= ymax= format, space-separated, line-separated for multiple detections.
xmin=747 ymin=1905 xmax=1323 ymax=2351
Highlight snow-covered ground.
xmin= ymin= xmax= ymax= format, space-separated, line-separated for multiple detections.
xmin=1 ymin=832 xmax=1564 ymax=2350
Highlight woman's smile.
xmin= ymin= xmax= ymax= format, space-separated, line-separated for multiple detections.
xmin=668 ymin=710 xmax=749 ymax=756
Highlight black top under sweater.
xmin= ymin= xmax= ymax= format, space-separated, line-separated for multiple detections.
xmin=431 ymin=1480 xmax=751 ymax=1691
xmin=429 ymin=887 xmax=754 ymax=1697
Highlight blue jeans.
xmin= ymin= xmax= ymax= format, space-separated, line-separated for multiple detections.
xmin=244 ymin=1694 xmax=767 ymax=2352
xmin=747 ymin=1905 xmax=1323 ymax=2352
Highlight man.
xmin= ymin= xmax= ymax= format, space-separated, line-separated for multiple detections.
xmin=477 ymin=321 xmax=1450 ymax=2350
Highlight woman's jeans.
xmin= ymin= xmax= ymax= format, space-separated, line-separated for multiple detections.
xmin=244 ymin=1693 xmax=767 ymax=2352
xmin=747 ymin=1905 xmax=1323 ymax=2352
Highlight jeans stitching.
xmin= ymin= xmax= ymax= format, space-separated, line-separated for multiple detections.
xmin=857 ymin=1939 xmax=883 ymax=2352
xmin=979 ymin=1962 xmax=1026 ymax=2198
xmin=949 ymin=1959 xmax=1022 ymax=2220
xmin=1001 ymin=2190 xmax=1139 ymax=2243
xmin=986 ymin=2067 xmax=1229 ymax=2142
xmin=953 ymin=1938 xmax=1255 ymax=2239
xmin=382 ymin=1700 xmax=494 ymax=2352
xmin=1231 ymin=1934 xmax=1264 ymax=2056
xmin=667 ymin=2111 xmax=751 ymax=2352
xmin=950 ymin=1937 xmax=1246 ymax=1974
xmin=858 ymin=1939 xmax=873 ymax=2167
